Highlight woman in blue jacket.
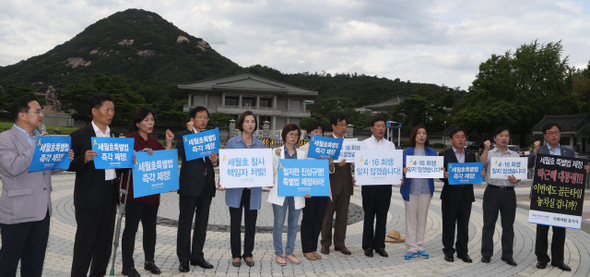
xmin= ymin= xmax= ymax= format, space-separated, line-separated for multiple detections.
xmin=401 ymin=125 xmax=437 ymax=259
xmin=219 ymin=111 xmax=264 ymax=268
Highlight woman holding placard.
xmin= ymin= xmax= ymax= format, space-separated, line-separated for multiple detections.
xmin=268 ymin=123 xmax=309 ymax=265
xmin=400 ymin=125 xmax=436 ymax=260
xmin=219 ymin=111 xmax=264 ymax=267
xmin=120 ymin=107 xmax=174 ymax=276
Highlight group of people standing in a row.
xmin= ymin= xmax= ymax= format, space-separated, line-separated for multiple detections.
xmin=437 ymin=124 xmax=587 ymax=273
xmin=0 ymin=93 xmax=585 ymax=277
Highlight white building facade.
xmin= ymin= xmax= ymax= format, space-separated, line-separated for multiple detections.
xmin=179 ymin=73 xmax=318 ymax=130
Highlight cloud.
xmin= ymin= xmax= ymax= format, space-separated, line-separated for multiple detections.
xmin=1 ymin=0 xmax=589 ymax=90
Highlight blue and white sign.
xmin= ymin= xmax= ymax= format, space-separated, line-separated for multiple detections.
xmin=91 ymin=137 xmax=134 ymax=169
xmin=490 ymin=157 xmax=528 ymax=179
xmin=132 ymin=149 xmax=180 ymax=198
xmin=354 ymin=150 xmax=404 ymax=185
xmin=306 ymin=135 xmax=343 ymax=160
xmin=448 ymin=162 xmax=484 ymax=185
xmin=277 ymin=159 xmax=330 ymax=197
xmin=219 ymin=149 xmax=273 ymax=188
xmin=338 ymin=139 xmax=365 ymax=163
xmin=28 ymin=136 xmax=71 ymax=172
xmin=182 ymin=128 xmax=220 ymax=161
xmin=405 ymin=156 xmax=444 ymax=178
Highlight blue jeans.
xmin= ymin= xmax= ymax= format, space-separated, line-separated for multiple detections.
xmin=272 ymin=197 xmax=301 ymax=256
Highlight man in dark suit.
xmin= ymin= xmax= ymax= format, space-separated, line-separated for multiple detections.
xmin=176 ymin=106 xmax=219 ymax=272
xmin=0 ymin=95 xmax=72 ymax=277
xmin=69 ymin=93 xmax=119 ymax=277
xmin=528 ymin=123 xmax=587 ymax=271
xmin=321 ymin=113 xmax=354 ymax=255
xmin=439 ymin=128 xmax=476 ymax=263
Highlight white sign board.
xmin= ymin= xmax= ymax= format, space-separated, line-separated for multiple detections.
xmin=219 ymin=149 xmax=273 ymax=188
xmin=405 ymin=156 xmax=445 ymax=178
xmin=354 ymin=150 xmax=403 ymax=186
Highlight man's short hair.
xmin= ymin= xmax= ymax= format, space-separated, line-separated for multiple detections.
xmin=10 ymin=95 xmax=36 ymax=121
xmin=330 ymin=113 xmax=347 ymax=126
xmin=190 ymin=106 xmax=209 ymax=118
xmin=237 ymin=111 xmax=258 ymax=132
xmin=306 ymin=121 xmax=323 ymax=137
xmin=88 ymin=93 xmax=114 ymax=112
xmin=492 ymin=126 xmax=510 ymax=137
xmin=542 ymin=123 xmax=561 ymax=134
xmin=449 ymin=128 xmax=465 ymax=138
xmin=370 ymin=116 xmax=386 ymax=127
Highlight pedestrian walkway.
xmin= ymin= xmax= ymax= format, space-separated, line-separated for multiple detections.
xmin=4 ymin=173 xmax=590 ymax=276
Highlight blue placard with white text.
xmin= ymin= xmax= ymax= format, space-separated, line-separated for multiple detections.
xmin=447 ymin=162 xmax=483 ymax=185
xmin=182 ymin=128 xmax=220 ymax=161
xmin=306 ymin=135 xmax=343 ymax=160
xmin=132 ymin=149 xmax=180 ymax=198
xmin=91 ymin=137 xmax=134 ymax=169
xmin=28 ymin=136 xmax=71 ymax=172
xmin=278 ymin=159 xmax=330 ymax=197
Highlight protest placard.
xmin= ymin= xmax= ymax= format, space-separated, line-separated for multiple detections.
xmin=528 ymin=154 xmax=586 ymax=229
xmin=447 ymin=162 xmax=484 ymax=185
xmin=132 ymin=149 xmax=179 ymax=198
xmin=405 ymin=156 xmax=444 ymax=178
xmin=306 ymin=135 xmax=343 ymax=160
xmin=182 ymin=128 xmax=220 ymax=161
xmin=354 ymin=150 xmax=403 ymax=185
xmin=489 ymin=157 xmax=528 ymax=179
xmin=28 ymin=136 xmax=71 ymax=172
xmin=338 ymin=139 xmax=364 ymax=163
xmin=219 ymin=149 xmax=273 ymax=188
xmin=277 ymin=159 xmax=329 ymax=197
xmin=91 ymin=137 xmax=134 ymax=169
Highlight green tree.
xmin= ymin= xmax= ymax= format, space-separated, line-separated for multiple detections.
xmin=572 ymin=61 xmax=590 ymax=114
xmin=453 ymin=40 xmax=576 ymax=145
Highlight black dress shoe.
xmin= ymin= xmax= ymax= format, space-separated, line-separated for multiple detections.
xmin=481 ymin=256 xmax=490 ymax=263
xmin=179 ymin=261 xmax=190 ymax=272
xmin=536 ymin=262 xmax=547 ymax=269
xmin=501 ymin=257 xmax=517 ymax=266
xmin=375 ymin=248 xmax=388 ymax=257
xmin=444 ymin=254 xmax=454 ymax=262
xmin=457 ymin=254 xmax=472 ymax=263
xmin=191 ymin=259 xmax=214 ymax=269
xmin=144 ymin=261 xmax=161 ymax=274
xmin=122 ymin=267 xmax=141 ymax=277
xmin=321 ymin=245 xmax=330 ymax=254
xmin=364 ymin=249 xmax=373 ymax=257
xmin=552 ymin=262 xmax=571 ymax=271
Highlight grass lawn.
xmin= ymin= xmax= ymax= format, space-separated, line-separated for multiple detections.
xmin=0 ymin=122 xmax=78 ymax=135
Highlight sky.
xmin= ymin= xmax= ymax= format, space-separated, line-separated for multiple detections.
xmin=1 ymin=0 xmax=590 ymax=90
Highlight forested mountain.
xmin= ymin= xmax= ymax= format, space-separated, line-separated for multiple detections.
xmin=0 ymin=8 xmax=242 ymax=87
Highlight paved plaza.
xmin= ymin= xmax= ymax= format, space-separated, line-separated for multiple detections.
xmin=4 ymin=172 xmax=590 ymax=276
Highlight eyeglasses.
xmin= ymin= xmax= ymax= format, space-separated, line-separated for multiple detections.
xmin=287 ymin=133 xmax=299 ymax=137
xmin=29 ymin=109 xmax=43 ymax=114
xmin=545 ymin=131 xmax=560 ymax=136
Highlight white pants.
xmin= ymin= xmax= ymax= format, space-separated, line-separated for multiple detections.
xmin=404 ymin=194 xmax=432 ymax=252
